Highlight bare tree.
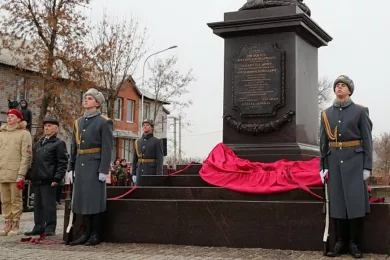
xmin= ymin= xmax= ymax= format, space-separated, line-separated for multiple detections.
xmin=318 ymin=76 xmax=334 ymax=110
xmin=145 ymin=55 xmax=195 ymax=126
xmin=90 ymin=12 xmax=147 ymax=118
xmin=0 ymin=0 xmax=93 ymax=140
xmin=373 ymin=133 xmax=390 ymax=177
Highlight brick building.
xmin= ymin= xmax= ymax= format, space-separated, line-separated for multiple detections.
xmin=111 ymin=76 xmax=170 ymax=161
xmin=0 ymin=49 xmax=170 ymax=163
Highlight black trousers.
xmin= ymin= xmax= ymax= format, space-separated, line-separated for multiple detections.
xmin=56 ymin=185 xmax=62 ymax=204
xmin=33 ymin=184 xmax=57 ymax=232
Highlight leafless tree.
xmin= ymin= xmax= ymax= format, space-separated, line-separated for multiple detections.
xmin=318 ymin=76 xmax=334 ymax=110
xmin=145 ymin=55 xmax=195 ymax=127
xmin=90 ymin=12 xmax=147 ymax=118
xmin=373 ymin=133 xmax=390 ymax=177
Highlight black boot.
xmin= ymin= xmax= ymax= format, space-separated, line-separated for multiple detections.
xmin=348 ymin=218 xmax=363 ymax=258
xmin=327 ymin=219 xmax=347 ymax=257
xmin=69 ymin=215 xmax=91 ymax=246
xmin=85 ymin=213 xmax=101 ymax=246
xmin=24 ymin=227 xmax=45 ymax=236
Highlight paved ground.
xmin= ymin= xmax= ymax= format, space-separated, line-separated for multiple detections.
xmin=0 ymin=208 xmax=388 ymax=260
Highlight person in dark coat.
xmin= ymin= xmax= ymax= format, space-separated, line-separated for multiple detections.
xmin=19 ymin=100 xmax=32 ymax=132
xmin=132 ymin=119 xmax=164 ymax=185
xmin=24 ymin=117 xmax=68 ymax=236
xmin=319 ymin=75 xmax=372 ymax=258
xmin=67 ymin=88 xmax=113 ymax=246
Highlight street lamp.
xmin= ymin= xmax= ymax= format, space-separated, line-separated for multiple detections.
xmin=140 ymin=45 xmax=178 ymax=136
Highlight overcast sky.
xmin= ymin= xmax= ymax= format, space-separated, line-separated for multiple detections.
xmin=88 ymin=0 xmax=390 ymax=159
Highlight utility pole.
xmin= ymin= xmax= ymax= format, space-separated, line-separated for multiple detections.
xmin=173 ymin=117 xmax=177 ymax=169
xmin=178 ymin=116 xmax=182 ymax=164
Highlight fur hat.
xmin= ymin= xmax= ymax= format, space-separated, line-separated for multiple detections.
xmin=83 ymin=88 xmax=105 ymax=106
xmin=333 ymin=75 xmax=354 ymax=96
xmin=142 ymin=119 xmax=154 ymax=128
xmin=7 ymin=109 xmax=23 ymax=120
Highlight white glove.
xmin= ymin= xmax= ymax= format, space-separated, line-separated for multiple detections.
xmin=363 ymin=169 xmax=370 ymax=181
xmin=132 ymin=175 xmax=136 ymax=185
xmin=16 ymin=177 xmax=24 ymax=183
xmin=320 ymin=169 xmax=328 ymax=184
xmin=67 ymin=171 xmax=74 ymax=184
xmin=99 ymin=173 xmax=107 ymax=182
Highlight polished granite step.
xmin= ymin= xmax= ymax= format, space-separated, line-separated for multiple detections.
xmin=107 ymin=186 xmax=323 ymax=201
xmin=137 ymin=175 xmax=211 ymax=187
xmin=63 ymin=199 xmax=390 ymax=254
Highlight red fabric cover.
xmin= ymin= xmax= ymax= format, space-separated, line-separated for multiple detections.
xmin=199 ymin=143 xmax=323 ymax=199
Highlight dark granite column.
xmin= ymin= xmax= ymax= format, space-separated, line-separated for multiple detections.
xmin=208 ymin=5 xmax=332 ymax=162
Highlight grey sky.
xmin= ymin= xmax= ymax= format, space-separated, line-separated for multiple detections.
xmin=88 ymin=0 xmax=390 ymax=159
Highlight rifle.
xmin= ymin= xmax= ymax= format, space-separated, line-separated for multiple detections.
xmin=65 ymin=183 xmax=74 ymax=245
xmin=322 ymin=180 xmax=330 ymax=256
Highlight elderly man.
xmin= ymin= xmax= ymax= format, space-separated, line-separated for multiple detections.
xmin=132 ymin=119 xmax=164 ymax=185
xmin=25 ymin=117 xmax=68 ymax=236
xmin=67 ymin=88 xmax=113 ymax=246
xmin=0 ymin=109 xmax=32 ymax=236
xmin=320 ymin=75 xmax=372 ymax=258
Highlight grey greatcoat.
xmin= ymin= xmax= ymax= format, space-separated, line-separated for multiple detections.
xmin=68 ymin=113 xmax=113 ymax=215
xmin=131 ymin=133 xmax=164 ymax=184
xmin=320 ymin=100 xmax=372 ymax=219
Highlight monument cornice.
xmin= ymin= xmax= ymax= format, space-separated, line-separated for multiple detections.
xmin=208 ymin=7 xmax=332 ymax=48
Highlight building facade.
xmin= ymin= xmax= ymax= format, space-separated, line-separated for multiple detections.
xmin=0 ymin=50 xmax=170 ymax=164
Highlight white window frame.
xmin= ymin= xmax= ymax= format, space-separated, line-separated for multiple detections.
xmin=144 ymin=102 xmax=150 ymax=120
xmin=114 ymin=98 xmax=123 ymax=120
xmin=122 ymin=139 xmax=133 ymax=162
xmin=126 ymin=99 xmax=135 ymax=123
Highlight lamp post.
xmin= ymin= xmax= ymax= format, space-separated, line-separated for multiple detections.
xmin=140 ymin=45 xmax=178 ymax=136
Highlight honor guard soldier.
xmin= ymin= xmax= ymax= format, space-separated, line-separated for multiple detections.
xmin=319 ymin=75 xmax=373 ymax=258
xmin=132 ymin=119 xmax=164 ymax=185
xmin=67 ymin=88 xmax=113 ymax=246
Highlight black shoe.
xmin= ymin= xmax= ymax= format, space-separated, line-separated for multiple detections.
xmin=84 ymin=233 xmax=100 ymax=246
xmin=24 ymin=229 xmax=44 ymax=236
xmin=69 ymin=234 xmax=90 ymax=246
xmin=349 ymin=242 xmax=363 ymax=258
xmin=326 ymin=241 xmax=346 ymax=257
xmin=44 ymin=230 xmax=55 ymax=236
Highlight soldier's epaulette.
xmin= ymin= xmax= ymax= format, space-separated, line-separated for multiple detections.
xmin=100 ymin=114 xmax=110 ymax=121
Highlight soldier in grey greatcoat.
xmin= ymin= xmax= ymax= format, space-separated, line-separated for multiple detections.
xmin=67 ymin=88 xmax=113 ymax=246
xmin=132 ymin=119 xmax=164 ymax=185
xmin=319 ymin=75 xmax=372 ymax=258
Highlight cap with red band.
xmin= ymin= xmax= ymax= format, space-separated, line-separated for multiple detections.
xmin=7 ymin=109 xmax=23 ymax=120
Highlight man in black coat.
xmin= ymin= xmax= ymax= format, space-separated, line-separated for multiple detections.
xmin=25 ymin=117 xmax=68 ymax=236
xmin=19 ymin=100 xmax=32 ymax=132
xmin=132 ymin=119 xmax=164 ymax=185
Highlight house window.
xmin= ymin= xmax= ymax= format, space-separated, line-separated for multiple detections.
xmin=112 ymin=138 xmax=117 ymax=161
xmin=143 ymin=102 xmax=150 ymax=120
xmin=101 ymin=103 xmax=108 ymax=116
xmin=16 ymin=77 xmax=28 ymax=101
xmin=161 ymin=115 xmax=164 ymax=131
xmin=114 ymin=98 xmax=123 ymax=120
xmin=122 ymin=139 xmax=133 ymax=162
xmin=126 ymin=99 xmax=135 ymax=122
